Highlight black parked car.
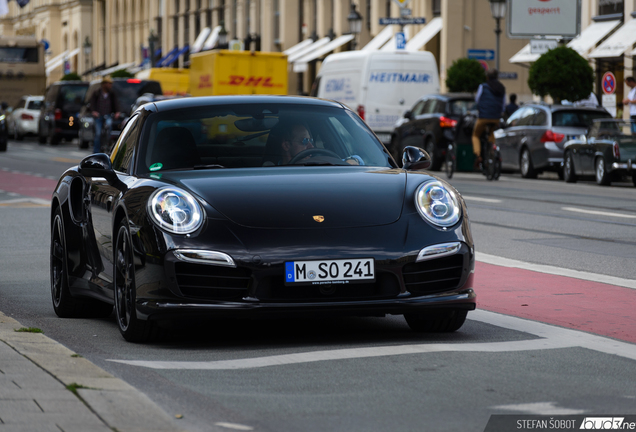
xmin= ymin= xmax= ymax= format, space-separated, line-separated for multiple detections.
xmin=77 ymin=78 xmax=162 ymax=149
xmin=50 ymin=95 xmax=476 ymax=342
xmin=38 ymin=81 xmax=89 ymax=145
xmin=495 ymin=103 xmax=611 ymax=178
xmin=563 ymin=118 xmax=636 ymax=186
xmin=390 ymin=93 xmax=475 ymax=170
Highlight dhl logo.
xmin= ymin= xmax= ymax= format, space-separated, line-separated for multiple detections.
xmin=224 ymin=75 xmax=283 ymax=88
xmin=198 ymin=74 xmax=213 ymax=89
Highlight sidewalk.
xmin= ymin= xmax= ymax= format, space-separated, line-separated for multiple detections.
xmin=0 ymin=311 xmax=186 ymax=432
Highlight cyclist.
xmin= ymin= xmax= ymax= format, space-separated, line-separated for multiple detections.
xmin=472 ymin=69 xmax=506 ymax=169
xmin=89 ymin=76 xmax=120 ymax=153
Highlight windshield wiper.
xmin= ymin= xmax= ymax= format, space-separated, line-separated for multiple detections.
xmin=193 ymin=164 xmax=226 ymax=170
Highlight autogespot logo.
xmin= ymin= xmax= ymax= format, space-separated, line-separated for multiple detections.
xmin=580 ymin=417 xmax=634 ymax=429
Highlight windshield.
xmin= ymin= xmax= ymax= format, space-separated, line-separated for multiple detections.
xmin=114 ymin=81 xmax=162 ymax=115
xmin=588 ymin=119 xmax=636 ymax=140
xmin=552 ymin=110 xmax=611 ymax=128
xmin=137 ymin=103 xmax=392 ymax=174
xmin=59 ymin=86 xmax=88 ymax=114
xmin=27 ymin=100 xmax=43 ymax=110
xmin=448 ymin=99 xmax=474 ymax=116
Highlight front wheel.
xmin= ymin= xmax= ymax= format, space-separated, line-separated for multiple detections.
xmin=445 ymin=144 xmax=456 ymax=179
xmin=595 ymin=157 xmax=611 ymax=186
xmin=114 ymin=222 xmax=156 ymax=342
xmin=424 ymin=139 xmax=440 ymax=171
xmin=404 ymin=310 xmax=468 ymax=333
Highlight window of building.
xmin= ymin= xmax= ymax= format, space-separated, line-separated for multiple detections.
xmin=274 ymin=0 xmax=280 ymax=45
xmin=598 ymin=0 xmax=623 ymax=17
xmin=432 ymin=0 xmax=441 ymax=17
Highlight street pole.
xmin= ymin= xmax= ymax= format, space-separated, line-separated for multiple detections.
xmin=495 ymin=16 xmax=501 ymax=71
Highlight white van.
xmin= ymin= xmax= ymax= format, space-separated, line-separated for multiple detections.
xmin=312 ymin=50 xmax=440 ymax=143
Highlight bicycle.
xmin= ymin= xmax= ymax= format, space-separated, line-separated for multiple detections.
xmin=444 ymin=141 xmax=456 ymax=179
xmin=97 ymin=114 xmax=114 ymax=153
xmin=479 ymin=123 xmax=501 ymax=181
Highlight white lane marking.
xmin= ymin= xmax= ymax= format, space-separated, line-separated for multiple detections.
xmin=106 ymin=310 xmax=636 ymax=370
xmin=214 ymin=422 xmax=254 ymax=431
xmin=490 ymin=402 xmax=586 ymax=415
xmin=562 ymin=206 xmax=636 ymax=219
xmin=462 ymin=196 xmax=503 ymax=203
xmin=476 ymin=252 xmax=636 ymax=290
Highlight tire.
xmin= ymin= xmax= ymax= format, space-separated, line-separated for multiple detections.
xmin=13 ymin=127 xmax=23 ymax=141
xmin=0 ymin=138 xmax=6 ymax=152
xmin=50 ymin=134 xmax=61 ymax=146
xmin=563 ymin=152 xmax=577 ymax=183
xmin=520 ymin=147 xmax=537 ymax=179
xmin=51 ymin=207 xmax=113 ymax=318
xmin=595 ymin=157 xmax=611 ymax=186
xmin=424 ymin=138 xmax=440 ymax=171
xmin=114 ymin=221 xmax=156 ymax=342
xmin=79 ymin=139 xmax=90 ymax=149
xmin=404 ymin=309 xmax=468 ymax=333
xmin=38 ymin=131 xmax=47 ymax=144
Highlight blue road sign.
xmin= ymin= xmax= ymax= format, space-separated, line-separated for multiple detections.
xmin=379 ymin=17 xmax=426 ymax=25
xmin=396 ymin=32 xmax=406 ymax=50
xmin=467 ymin=49 xmax=495 ymax=60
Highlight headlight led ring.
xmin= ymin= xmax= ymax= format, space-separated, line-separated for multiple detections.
xmin=414 ymin=180 xmax=461 ymax=227
xmin=148 ymin=187 xmax=204 ymax=234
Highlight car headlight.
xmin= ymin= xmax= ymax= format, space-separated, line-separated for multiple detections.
xmin=414 ymin=180 xmax=461 ymax=227
xmin=148 ymin=187 xmax=204 ymax=234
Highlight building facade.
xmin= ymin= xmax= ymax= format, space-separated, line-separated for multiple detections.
xmin=0 ymin=0 xmax=634 ymax=111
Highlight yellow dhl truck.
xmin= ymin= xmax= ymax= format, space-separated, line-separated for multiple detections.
xmin=189 ymin=50 xmax=287 ymax=96
xmin=135 ymin=68 xmax=190 ymax=96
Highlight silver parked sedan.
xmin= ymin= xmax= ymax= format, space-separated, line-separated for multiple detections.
xmin=495 ymin=103 xmax=611 ymax=178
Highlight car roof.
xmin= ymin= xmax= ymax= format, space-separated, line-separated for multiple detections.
xmin=147 ymin=95 xmax=347 ymax=112
xmin=51 ymin=81 xmax=88 ymax=86
xmin=522 ymin=103 xmax=609 ymax=113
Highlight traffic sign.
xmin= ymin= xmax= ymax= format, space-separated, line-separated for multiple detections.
xmin=467 ymin=49 xmax=495 ymax=61
xmin=602 ymin=71 xmax=616 ymax=95
xmin=396 ymin=32 xmax=406 ymax=50
xmin=391 ymin=0 xmax=412 ymax=6
xmin=379 ymin=17 xmax=426 ymax=25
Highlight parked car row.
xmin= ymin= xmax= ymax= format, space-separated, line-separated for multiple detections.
xmin=389 ymin=94 xmax=634 ymax=187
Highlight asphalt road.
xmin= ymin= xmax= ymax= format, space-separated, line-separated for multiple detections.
xmin=1 ymin=138 xmax=635 ymax=432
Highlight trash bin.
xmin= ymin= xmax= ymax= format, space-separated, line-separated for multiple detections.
xmin=457 ymin=143 xmax=475 ymax=172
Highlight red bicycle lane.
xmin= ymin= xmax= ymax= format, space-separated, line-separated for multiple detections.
xmin=0 ymin=170 xmax=58 ymax=201
xmin=475 ymin=261 xmax=636 ymax=344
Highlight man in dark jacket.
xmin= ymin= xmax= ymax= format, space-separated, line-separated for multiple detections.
xmin=89 ymin=76 xmax=120 ymax=153
xmin=472 ymin=69 xmax=505 ymax=166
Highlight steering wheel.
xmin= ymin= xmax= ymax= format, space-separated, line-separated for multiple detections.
xmin=288 ymin=148 xmax=341 ymax=164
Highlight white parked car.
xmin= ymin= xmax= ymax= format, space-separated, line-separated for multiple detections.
xmin=9 ymin=95 xmax=44 ymax=140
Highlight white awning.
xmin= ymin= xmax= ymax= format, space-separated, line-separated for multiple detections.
xmin=287 ymin=37 xmax=330 ymax=63
xmin=509 ymin=44 xmax=539 ymax=64
xmin=568 ymin=20 xmax=621 ymax=56
xmin=201 ymin=26 xmax=222 ymax=51
xmin=589 ymin=18 xmax=636 ymax=58
xmin=361 ymin=25 xmax=394 ymax=51
xmin=381 ymin=26 xmax=411 ymax=52
xmin=292 ymin=34 xmax=354 ymax=73
xmin=191 ymin=27 xmax=212 ymax=53
xmin=45 ymin=48 xmax=80 ymax=76
xmin=283 ymin=38 xmax=314 ymax=56
xmin=96 ymin=62 xmax=137 ymax=77
xmin=405 ymin=17 xmax=443 ymax=52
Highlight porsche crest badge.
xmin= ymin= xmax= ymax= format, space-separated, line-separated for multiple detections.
xmin=313 ymin=215 xmax=325 ymax=223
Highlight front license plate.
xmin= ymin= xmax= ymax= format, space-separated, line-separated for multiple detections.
xmin=285 ymin=258 xmax=375 ymax=285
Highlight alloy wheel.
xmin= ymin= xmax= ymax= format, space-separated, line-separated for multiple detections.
xmin=114 ymin=225 xmax=133 ymax=332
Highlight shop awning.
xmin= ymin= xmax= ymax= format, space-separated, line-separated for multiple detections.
xmin=155 ymin=47 xmax=178 ymax=67
xmin=190 ymin=27 xmax=212 ymax=54
xmin=405 ymin=17 xmax=443 ymax=52
xmin=509 ymin=44 xmax=539 ymax=64
xmin=45 ymin=48 xmax=80 ymax=76
xmin=568 ymin=19 xmax=621 ymax=55
xmin=161 ymin=45 xmax=189 ymax=67
xmin=287 ymin=37 xmax=330 ymax=63
xmin=589 ymin=18 xmax=636 ymax=58
xmin=283 ymin=39 xmax=315 ymax=56
xmin=361 ymin=25 xmax=394 ymax=51
xmin=96 ymin=62 xmax=137 ymax=77
xmin=201 ymin=26 xmax=223 ymax=51
xmin=292 ymin=34 xmax=354 ymax=73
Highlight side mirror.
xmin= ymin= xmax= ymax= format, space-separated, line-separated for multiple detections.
xmin=402 ymin=146 xmax=431 ymax=171
xmin=403 ymin=110 xmax=413 ymax=120
xmin=79 ymin=153 xmax=117 ymax=182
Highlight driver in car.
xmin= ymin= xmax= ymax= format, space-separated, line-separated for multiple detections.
xmin=278 ymin=122 xmax=362 ymax=166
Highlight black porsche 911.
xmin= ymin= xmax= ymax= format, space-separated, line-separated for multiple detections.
xmin=50 ymin=95 xmax=476 ymax=342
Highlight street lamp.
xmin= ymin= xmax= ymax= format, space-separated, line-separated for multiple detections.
xmin=148 ymin=30 xmax=159 ymax=67
xmin=83 ymin=36 xmax=92 ymax=75
xmin=347 ymin=3 xmax=363 ymax=50
xmin=218 ymin=20 xmax=228 ymax=49
xmin=489 ymin=0 xmax=506 ymax=71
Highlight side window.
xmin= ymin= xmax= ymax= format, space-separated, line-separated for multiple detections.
xmin=517 ymin=108 xmax=537 ymax=126
xmin=533 ymin=109 xmax=548 ymax=126
xmin=111 ymin=115 xmax=140 ymax=173
xmin=411 ymin=100 xmax=426 ymax=116
xmin=423 ymin=99 xmax=437 ymax=114
xmin=505 ymin=107 xmax=528 ymax=127
xmin=14 ymin=99 xmax=25 ymax=109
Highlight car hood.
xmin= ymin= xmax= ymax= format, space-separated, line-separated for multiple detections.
xmin=170 ymin=167 xmax=406 ymax=229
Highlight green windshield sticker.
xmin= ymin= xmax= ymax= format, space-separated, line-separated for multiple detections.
xmin=150 ymin=173 xmax=163 ymax=180
xmin=149 ymin=163 xmax=163 ymax=172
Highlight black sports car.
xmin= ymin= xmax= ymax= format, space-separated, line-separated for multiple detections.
xmin=50 ymin=96 xmax=476 ymax=342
